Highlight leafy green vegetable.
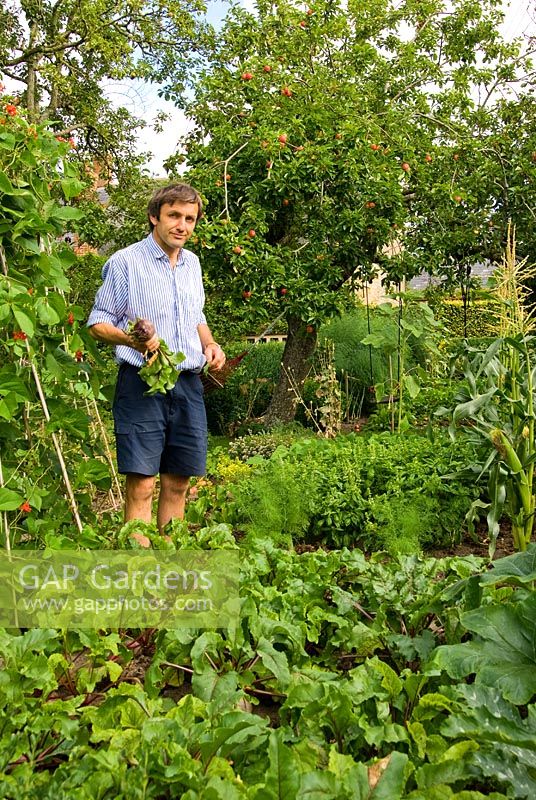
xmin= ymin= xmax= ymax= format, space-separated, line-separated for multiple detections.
xmin=138 ymin=341 xmax=186 ymax=395
xmin=431 ymin=593 xmax=536 ymax=704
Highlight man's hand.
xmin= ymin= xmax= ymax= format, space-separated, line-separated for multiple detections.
xmin=204 ymin=342 xmax=226 ymax=370
xmin=129 ymin=330 xmax=161 ymax=354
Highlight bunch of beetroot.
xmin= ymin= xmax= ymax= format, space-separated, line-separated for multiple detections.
xmin=128 ymin=318 xmax=185 ymax=395
xmin=129 ymin=318 xmax=156 ymax=344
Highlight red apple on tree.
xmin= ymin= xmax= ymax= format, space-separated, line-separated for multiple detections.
xmin=248 ymin=229 xmax=256 ymax=238
xmin=278 ymin=133 xmax=288 ymax=145
xmin=263 ymin=65 xmax=272 ymax=72
xmin=242 ymin=290 xmax=252 ymax=299
xmin=241 ymin=72 xmax=253 ymax=80
xmin=233 ymin=245 xmax=243 ymax=254
xmin=401 ymin=162 xmax=410 ymax=172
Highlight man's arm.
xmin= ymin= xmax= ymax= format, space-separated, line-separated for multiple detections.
xmin=198 ymin=323 xmax=226 ymax=370
xmin=89 ymin=322 xmax=160 ymax=354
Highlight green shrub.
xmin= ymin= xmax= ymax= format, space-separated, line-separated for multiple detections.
xmin=204 ymin=341 xmax=284 ymax=435
xmin=428 ymin=297 xmax=500 ymax=339
xmin=228 ymin=424 xmax=311 ymax=461
xmin=364 ymin=494 xmax=438 ymax=554
xmin=367 ymin=377 xmax=462 ymax=431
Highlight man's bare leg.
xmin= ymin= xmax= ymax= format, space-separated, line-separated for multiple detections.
xmin=157 ymin=473 xmax=190 ymax=531
xmin=125 ymin=474 xmax=156 ymax=523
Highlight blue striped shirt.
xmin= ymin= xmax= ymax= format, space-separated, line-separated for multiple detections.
xmin=87 ymin=233 xmax=207 ymax=370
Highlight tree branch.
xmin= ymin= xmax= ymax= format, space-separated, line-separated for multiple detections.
xmin=6 ymin=36 xmax=88 ymax=67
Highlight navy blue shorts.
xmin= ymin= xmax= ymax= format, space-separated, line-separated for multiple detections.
xmin=112 ymin=363 xmax=207 ymax=477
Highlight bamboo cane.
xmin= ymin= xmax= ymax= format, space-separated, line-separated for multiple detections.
xmin=24 ymin=340 xmax=83 ymax=533
xmin=0 ymin=247 xmax=14 ymax=551
xmin=0 ymin=453 xmax=11 ymax=554
xmin=86 ymin=397 xmax=123 ymax=507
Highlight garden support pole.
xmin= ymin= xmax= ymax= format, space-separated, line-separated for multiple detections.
xmin=25 ymin=340 xmax=84 ymax=533
xmin=0 ymin=247 xmax=13 ymax=549
xmin=0 ymin=454 xmax=11 ymax=553
xmin=87 ymin=397 xmax=124 ymax=507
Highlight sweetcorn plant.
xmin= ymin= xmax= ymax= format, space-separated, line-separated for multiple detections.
xmin=446 ymin=230 xmax=536 ymax=554
xmin=447 ymin=335 xmax=536 ymax=553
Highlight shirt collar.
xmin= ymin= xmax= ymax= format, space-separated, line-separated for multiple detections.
xmin=145 ymin=233 xmax=186 ymax=267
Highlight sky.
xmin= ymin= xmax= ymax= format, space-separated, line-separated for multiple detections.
xmin=106 ymin=0 xmax=233 ymax=176
xmin=124 ymin=0 xmax=536 ymax=177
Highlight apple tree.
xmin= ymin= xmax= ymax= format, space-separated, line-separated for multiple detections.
xmin=173 ymin=0 xmax=525 ymax=423
xmin=0 ymin=0 xmax=212 ymax=179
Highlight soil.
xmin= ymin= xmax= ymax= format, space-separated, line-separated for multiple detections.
xmin=295 ymin=521 xmax=516 ymax=561
xmin=426 ymin=521 xmax=516 ymax=561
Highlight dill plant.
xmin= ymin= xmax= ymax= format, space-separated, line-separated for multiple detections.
xmin=234 ymin=455 xmax=319 ymax=547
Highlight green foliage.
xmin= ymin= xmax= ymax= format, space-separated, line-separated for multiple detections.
xmin=361 ymin=299 xmax=442 ymax=432
xmin=227 ymin=431 xmax=479 ymax=552
xmin=171 ymin=0 xmax=534 ymax=421
xmin=66 ymin=253 xmax=106 ymax=318
xmin=446 ymin=335 xmax=536 ymax=553
xmin=310 ymin=433 xmax=478 ymax=550
xmin=320 ymin=307 xmax=404 ymax=412
xmin=1 ymin=519 xmax=535 ymax=796
xmin=428 ymin=297 xmax=500 ymax=339
xmin=138 ymin=341 xmax=186 ymax=395
xmin=1 ymin=1 xmax=212 ymax=173
xmin=204 ymin=342 xmax=285 ymax=435
xmin=235 ymin=455 xmax=319 ymax=547
xmin=368 ymin=378 xmax=462 ymax=432
xmin=229 ymin=426 xmax=312 ymax=462
xmin=433 ymin=592 xmax=536 ymax=705
xmin=438 ymin=685 xmax=536 ymax=800
xmin=407 ymin=92 xmax=536 ymax=272
xmin=74 ymin=173 xmax=167 ymax=252
xmin=0 ymin=104 xmax=115 ymax=543
xmin=365 ymin=494 xmax=441 ymax=555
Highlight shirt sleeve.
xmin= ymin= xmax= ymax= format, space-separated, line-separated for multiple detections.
xmin=86 ymin=254 xmax=128 ymax=328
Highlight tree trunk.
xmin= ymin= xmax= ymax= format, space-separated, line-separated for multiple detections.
xmin=25 ymin=22 xmax=39 ymax=120
xmin=263 ymin=315 xmax=317 ymax=425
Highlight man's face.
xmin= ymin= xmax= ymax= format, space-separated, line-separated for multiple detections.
xmin=150 ymin=200 xmax=198 ymax=256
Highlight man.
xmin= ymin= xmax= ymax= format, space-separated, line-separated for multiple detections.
xmin=87 ymin=183 xmax=225 ymax=531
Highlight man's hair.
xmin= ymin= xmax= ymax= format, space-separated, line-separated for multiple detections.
xmin=147 ymin=183 xmax=203 ymax=229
